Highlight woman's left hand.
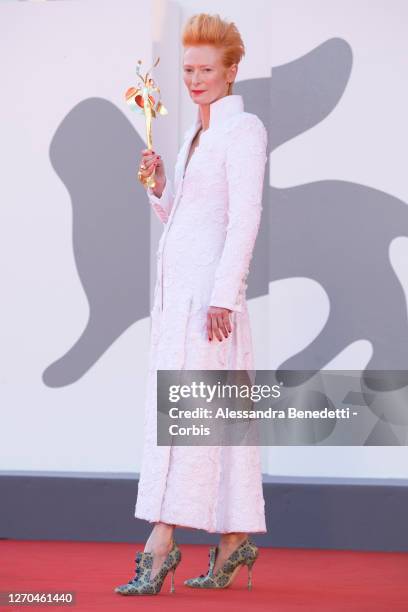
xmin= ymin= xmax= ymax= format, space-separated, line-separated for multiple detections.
xmin=207 ymin=306 xmax=232 ymax=342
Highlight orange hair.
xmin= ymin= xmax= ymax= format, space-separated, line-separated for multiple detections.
xmin=181 ymin=13 xmax=245 ymax=94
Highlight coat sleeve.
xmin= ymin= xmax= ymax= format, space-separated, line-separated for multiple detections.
xmin=209 ymin=114 xmax=268 ymax=313
xmin=146 ymin=176 xmax=175 ymax=224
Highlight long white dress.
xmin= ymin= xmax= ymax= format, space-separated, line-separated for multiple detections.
xmin=135 ymin=94 xmax=268 ymax=533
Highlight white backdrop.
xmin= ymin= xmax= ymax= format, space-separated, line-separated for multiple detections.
xmin=1 ymin=0 xmax=408 ymax=478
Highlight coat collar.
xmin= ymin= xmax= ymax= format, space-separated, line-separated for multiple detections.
xmin=179 ymin=94 xmax=244 ymax=183
xmin=185 ymin=94 xmax=244 ymax=137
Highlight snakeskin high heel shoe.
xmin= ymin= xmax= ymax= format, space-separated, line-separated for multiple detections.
xmin=114 ymin=539 xmax=181 ymax=595
xmin=184 ymin=537 xmax=258 ymax=590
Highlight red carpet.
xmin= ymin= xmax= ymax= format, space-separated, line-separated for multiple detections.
xmin=1 ymin=540 xmax=408 ymax=611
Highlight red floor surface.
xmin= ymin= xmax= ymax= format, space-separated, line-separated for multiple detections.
xmin=1 ymin=540 xmax=408 ymax=611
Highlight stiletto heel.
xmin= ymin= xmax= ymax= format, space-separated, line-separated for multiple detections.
xmin=114 ymin=539 xmax=181 ymax=596
xmin=246 ymin=558 xmax=255 ymax=590
xmin=170 ymin=566 xmax=176 ymax=593
xmin=184 ymin=537 xmax=259 ymax=590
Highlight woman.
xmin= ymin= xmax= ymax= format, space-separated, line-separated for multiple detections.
xmin=115 ymin=13 xmax=268 ymax=596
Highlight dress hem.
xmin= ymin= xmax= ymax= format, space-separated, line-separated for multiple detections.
xmin=134 ymin=511 xmax=267 ymax=535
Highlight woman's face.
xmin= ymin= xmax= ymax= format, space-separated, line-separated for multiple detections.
xmin=183 ymin=45 xmax=236 ymax=104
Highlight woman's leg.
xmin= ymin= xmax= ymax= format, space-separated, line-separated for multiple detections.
xmin=213 ymin=531 xmax=248 ymax=574
xmin=143 ymin=522 xmax=175 ymax=579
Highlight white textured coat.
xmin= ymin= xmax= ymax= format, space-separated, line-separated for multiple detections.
xmin=135 ymin=94 xmax=268 ymax=533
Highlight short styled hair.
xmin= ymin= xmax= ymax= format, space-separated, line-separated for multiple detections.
xmin=181 ymin=13 xmax=245 ymax=70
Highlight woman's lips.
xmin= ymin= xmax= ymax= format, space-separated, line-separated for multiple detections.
xmin=192 ymin=90 xmax=205 ymax=93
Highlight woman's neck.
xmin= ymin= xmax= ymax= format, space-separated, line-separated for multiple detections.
xmin=198 ymin=103 xmax=210 ymax=131
xmin=198 ymin=92 xmax=230 ymax=131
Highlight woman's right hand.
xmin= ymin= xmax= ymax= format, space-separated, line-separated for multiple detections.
xmin=139 ymin=149 xmax=166 ymax=197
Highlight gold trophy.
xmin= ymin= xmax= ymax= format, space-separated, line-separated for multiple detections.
xmin=125 ymin=57 xmax=168 ymax=190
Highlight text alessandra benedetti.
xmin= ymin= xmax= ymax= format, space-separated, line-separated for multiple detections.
xmin=168 ymin=407 xmax=352 ymax=419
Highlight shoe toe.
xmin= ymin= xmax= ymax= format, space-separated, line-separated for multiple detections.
xmin=114 ymin=583 xmax=132 ymax=595
xmin=184 ymin=577 xmax=206 ymax=588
